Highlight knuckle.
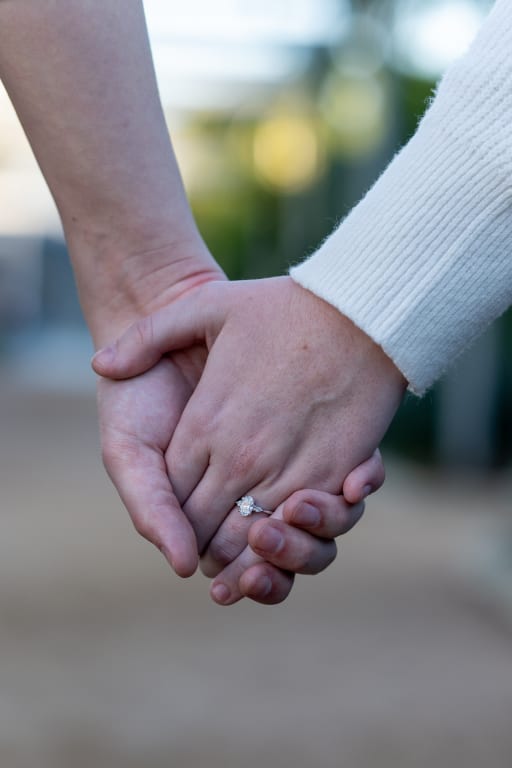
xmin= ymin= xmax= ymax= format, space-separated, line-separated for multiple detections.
xmin=226 ymin=440 xmax=268 ymax=484
xmin=282 ymin=491 xmax=305 ymax=516
xmin=131 ymin=512 xmax=156 ymax=544
xmin=231 ymin=446 xmax=259 ymax=479
xmin=133 ymin=314 xmax=154 ymax=348
xmin=171 ymin=414 xmax=207 ymax=457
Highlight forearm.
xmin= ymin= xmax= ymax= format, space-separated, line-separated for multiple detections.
xmin=0 ymin=0 xmax=222 ymax=346
xmin=291 ymin=0 xmax=512 ymax=394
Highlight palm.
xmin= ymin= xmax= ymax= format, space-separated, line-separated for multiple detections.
xmin=97 ymin=350 xmax=205 ymax=576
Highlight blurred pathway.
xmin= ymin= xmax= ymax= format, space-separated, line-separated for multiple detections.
xmin=0 ymin=384 xmax=511 ymax=768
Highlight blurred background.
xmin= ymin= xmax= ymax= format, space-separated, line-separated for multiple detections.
xmin=1 ymin=1 xmax=511 ymax=766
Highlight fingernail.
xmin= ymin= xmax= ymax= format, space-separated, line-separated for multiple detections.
xmin=253 ymin=525 xmax=284 ymax=554
xmin=211 ymin=583 xmax=231 ymax=605
xmin=362 ymin=485 xmax=373 ymax=499
xmin=92 ymin=345 xmax=115 ymax=368
xmin=252 ymin=575 xmax=272 ymax=598
xmin=292 ymin=502 xmax=320 ymax=527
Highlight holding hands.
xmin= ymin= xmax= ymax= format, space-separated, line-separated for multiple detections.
xmin=0 ymin=0 xmax=406 ymax=607
xmin=3 ymin=0 xmax=508 ymax=608
xmin=94 ymin=277 xmax=405 ymax=604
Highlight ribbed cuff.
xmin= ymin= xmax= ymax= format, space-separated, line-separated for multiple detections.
xmin=291 ymin=1 xmax=512 ymax=394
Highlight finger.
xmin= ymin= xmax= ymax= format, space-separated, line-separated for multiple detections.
xmin=200 ymin=506 xmax=270 ymax=578
xmin=92 ymin=281 xmax=226 ymax=379
xmin=200 ymin=487 xmax=356 ymax=577
xmin=208 ymin=492 xmax=347 ymax=604
xmin=248 ymin=518 xmax=338 ymax=574
xmin=208 ymin=501 xmax=290 ymax=605
xmin=203 ymin=484 xmax=363 ymax=581
xmin=239 ymin=563 xmax=295 ymax=605
xmin=179 ymin=460 xmax=281 ymax=554
xmin=102 ymin=433 xmax=198 ymax=577
xmin=179 ymin=438 xmax=324 ymax=555
xmin=162 ymin=369 xmax=250 ymax=517
xmin=164 ymin=401 xmax=211 ymax=509
xmin=341 ymin=449 xmax=385 ymax=504
xmin=207 ymin=494 xmax=343 ymax=605
xmin=281 ymin=488 xmax=365 ymax=539
xmin=209 ymin=545 xmax=294 ymax=606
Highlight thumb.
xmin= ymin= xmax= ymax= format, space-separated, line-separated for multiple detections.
xmin=92 ymin=281 xmax=224 ymax=379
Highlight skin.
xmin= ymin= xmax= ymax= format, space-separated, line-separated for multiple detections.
xmin=98 ymin=332 xmax=386 ymax=604
xmin=0 ymin=0 xmax=391 ymax=604
xmin=93 ymin=276 xmax=407 ymax=601
xmin=208 ymin=479 xmax=384 ymax=606
xmin=201 ymin=451 xmax=385 ymax=604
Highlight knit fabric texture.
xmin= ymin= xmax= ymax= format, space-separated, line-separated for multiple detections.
xmin=290 ymin=0 xmax=512 ymax=394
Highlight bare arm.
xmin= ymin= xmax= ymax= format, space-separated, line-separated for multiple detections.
xmin=0 ymin=0 xmax=222 ymax=576
xmin=0 ymin=0 xmax=222 ymax=345
xmin=0 ymin=2 xmax=382 ymax=600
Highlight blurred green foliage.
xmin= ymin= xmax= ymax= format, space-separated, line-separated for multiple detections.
xmin=186 ymin=64 xmax=512 ymax=468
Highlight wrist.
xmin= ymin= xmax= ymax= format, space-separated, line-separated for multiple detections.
xmin=68 ymin=223 xmax=225 ymax=348
xmin=293 ymin=278 xmax=408 ymax=393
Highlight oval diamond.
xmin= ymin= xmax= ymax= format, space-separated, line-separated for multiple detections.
xmin=237 ymin=495 xmax=254 ymax=517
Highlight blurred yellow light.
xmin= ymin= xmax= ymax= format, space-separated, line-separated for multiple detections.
xmin=253 ymin=114 xmax=321 ymax=193
xmin=321 ymin=74 xmax=387 ymax=158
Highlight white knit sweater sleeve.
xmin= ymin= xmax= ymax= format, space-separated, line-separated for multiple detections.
xmin=290 ymin=0 xmax=512 ymax=394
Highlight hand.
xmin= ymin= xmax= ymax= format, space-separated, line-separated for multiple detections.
xmin=97 ymin=280 xmax=384 ymax=592
xmin=93 ymin=276 xmax=406 ymax=556
xmin=208 ymin=450 xmax=385 ymax=605
xmin=90 ymin=233 xmax=225 ymax=578
xmin=99 ymin=342 xmax=384 ymax=597
xmin=97 ymin=350 xmax=204 ymax=577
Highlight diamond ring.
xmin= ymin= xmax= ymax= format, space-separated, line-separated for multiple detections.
xmin=236 ymin=495 xmax=270 ymax=517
